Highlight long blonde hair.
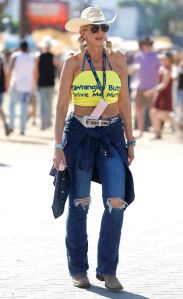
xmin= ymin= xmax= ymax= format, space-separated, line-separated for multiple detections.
xmin=78 ymin=26 xmax=114 ymax=54
xmin=78 ymin=35 xmax=87 ymax=53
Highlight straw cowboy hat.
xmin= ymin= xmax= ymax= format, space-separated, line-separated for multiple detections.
xmin=65 ymin=6 xmax=116 ymax=33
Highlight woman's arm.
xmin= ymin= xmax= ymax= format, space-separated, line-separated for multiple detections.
xmin=53 ymin=55 xmax=76 ymax=170
xmin=117 ymin=51 xmax=134 ymax=164
xmin=6 ymin=54 xmax=15 ymax=88
xmin=144 ymin=67 xmax=171 ymax=97
xmin=153 ymin=68 xmax=171 ymax=92
xmin=1 ymin=57 xmax=8 ymax=91
xmin=117 ymin=52 xmax=133 ymax=141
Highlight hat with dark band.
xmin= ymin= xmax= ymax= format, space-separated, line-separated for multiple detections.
xmin=65 ymin=6 xmax=116 ymax=33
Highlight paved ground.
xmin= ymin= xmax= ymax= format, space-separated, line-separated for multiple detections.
xmin=0 ymin=107 xmax=183 ymax=299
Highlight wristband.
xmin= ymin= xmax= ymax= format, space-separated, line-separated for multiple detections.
xmin=54 ymin=143 xmax=63 ymax=149
xmin=126 ymin=137 xmax=136 ymax=148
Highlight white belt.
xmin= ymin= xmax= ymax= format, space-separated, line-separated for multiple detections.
xmin=74 ymin=115 xmax=119 ymax=128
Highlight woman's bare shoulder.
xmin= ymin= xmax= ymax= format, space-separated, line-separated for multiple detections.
xmin=159 ymin=65 xmax=168 ymax=74
xmin=107 ymin=49 xmax=127 ymax=75
xmin=64 ymin=51 xmax=83 ymax=64
xmin=108 ymin=49 xmax=127 ymax=67
xmin=63 ymin=51 xmax=83 ymax=72
xmin=113 ymin=50 xmax=127 ymax=65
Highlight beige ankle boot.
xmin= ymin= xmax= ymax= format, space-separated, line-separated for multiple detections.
xmin=72 ymin=273 xmax=90 ymax=288
xmin=97 ymin=274 xmax=123 ymax=290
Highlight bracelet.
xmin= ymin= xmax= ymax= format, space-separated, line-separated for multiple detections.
xmin=126 ymin=137 xmax=136 ymax=148
xmin=54 ymin=143 xmax=63 ymax=149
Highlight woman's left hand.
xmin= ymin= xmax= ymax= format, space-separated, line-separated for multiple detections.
xmin=128 ymin=146 xmax=135 ymax=165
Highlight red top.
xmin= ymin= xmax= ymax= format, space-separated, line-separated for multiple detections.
xmin=155 ymin=68 xmax=173 ymax=111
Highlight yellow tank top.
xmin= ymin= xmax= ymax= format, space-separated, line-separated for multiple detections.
xmin=71 ymin=70 xmax=121 ymax=106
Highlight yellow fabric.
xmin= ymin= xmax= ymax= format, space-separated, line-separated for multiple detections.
xmin=71 ymin=70 xmax=121 ymax=106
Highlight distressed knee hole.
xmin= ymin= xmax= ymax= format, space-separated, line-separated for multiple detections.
xmin=107 ymin=197 xmax=128 ymax=213
xmin=74 ymin=197 xmax=91 ymax=209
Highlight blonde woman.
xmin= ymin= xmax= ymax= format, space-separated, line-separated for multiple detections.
xmin=51 ymin=7 xmax=135 ymax=290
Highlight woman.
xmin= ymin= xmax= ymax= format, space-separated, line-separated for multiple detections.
xmin=144 ymin=52 xmax=175 ymax=139
xmin=177 ymin=56 xmax=183 ymax=128
xmin=0 ymin=55 xmax=11 ymax=136
xmin=52 ymin=7 xmax=135 ymax=290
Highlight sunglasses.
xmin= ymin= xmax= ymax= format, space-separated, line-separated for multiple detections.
xmin=90 ymin=24 xmax=109 ymax=33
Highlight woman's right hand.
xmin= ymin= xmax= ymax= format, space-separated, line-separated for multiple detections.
xmin=144 ymin=89 xmax=153 ymax=98
xmin=53 ymin=148 xmax=67 ymax=171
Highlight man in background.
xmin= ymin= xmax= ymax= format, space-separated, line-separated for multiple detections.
xmin=133 ymin=36 xmax=160 ymax=138
xmin=7 ymin=40 xmax=36 ymax=135
xmin=0 ymin=52 xmax=11 ymax=136
xmin=36 ymin=37 xmax=58 ymax=130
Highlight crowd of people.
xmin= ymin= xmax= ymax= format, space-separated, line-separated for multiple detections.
xmin=0 ymin=37 xmax=59 ymax=136
xmin=0 ymin=34 xmax=183 ymax=140
xmin=128 ymin=36 xmax=183 ymax=140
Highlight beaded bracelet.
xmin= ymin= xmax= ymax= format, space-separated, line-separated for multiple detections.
xmin=54 ymin=143 xmax=63 ymax=149
xmin=126 ymin=137 xmax=136 ymax=148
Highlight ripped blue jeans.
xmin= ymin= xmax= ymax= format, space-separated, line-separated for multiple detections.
xmin=66 ymin=145 xmax=126 ymax=276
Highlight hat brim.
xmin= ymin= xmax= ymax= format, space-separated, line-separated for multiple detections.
xmin=65 ymin=18 xmax=92 ymax=33
xmin=65 ymin=14 xmax=116 ymax=33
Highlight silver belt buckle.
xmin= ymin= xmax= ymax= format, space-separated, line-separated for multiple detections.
xmin=101 ymin=120 xmax=110 ymax=126
xmin=82 ymin=116 xmax=96 ymax=128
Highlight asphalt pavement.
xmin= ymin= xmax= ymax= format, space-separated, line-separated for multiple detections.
xmin=0 ymin=112 xmax=183 ymax=299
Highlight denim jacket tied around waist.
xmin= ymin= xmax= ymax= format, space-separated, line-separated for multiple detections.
xmin=50 ymin=113 xmax=135 ymax=219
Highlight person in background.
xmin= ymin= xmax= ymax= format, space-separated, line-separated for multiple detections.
xmin=51 ymin=6 xmax=135 ymax=291
xmin=27 ymin=92 xmax=37 ymax=126
xmin=126 ymin=51 xmax=134 ymax=98
xmin=0 ymin=53 xmax=11 ymax=136
xmin=144 ymin=52 xmax=176 ymax=139
xmin=36 ymin=37 xmax=58 ymax=130
xmin=133 ymin=36 xmax=160 ymax=138
xmin=3 ymin=48 xmax=12 ymax=65
xmin=177 ymin=55 xmax=183 ymax=129
xmin=7 ymin=40 xmax=36 ymax=135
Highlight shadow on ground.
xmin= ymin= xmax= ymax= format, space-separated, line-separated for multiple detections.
xmin=86 ymin=285 xmax=149 ymax=299
xmin=27 ymin=134 xmax=53 ymax=141
xmin=7 ymin=139 xmax=48 ymax=146
xmin=0 ymin=163 xmax=12 ymax=167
